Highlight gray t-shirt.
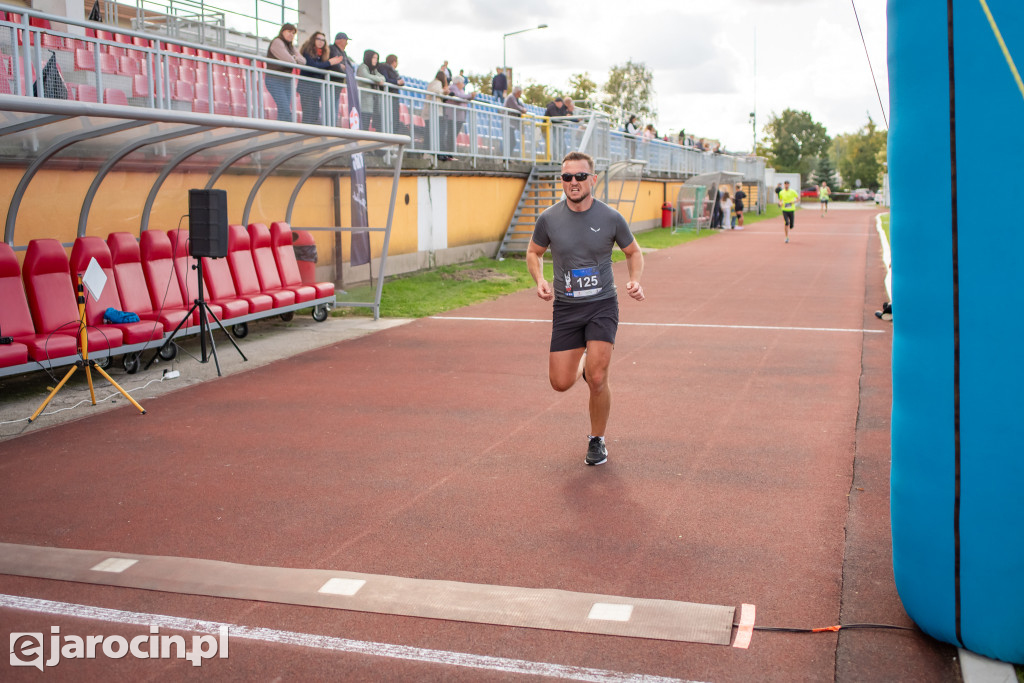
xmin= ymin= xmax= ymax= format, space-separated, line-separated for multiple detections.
xmin=531 ymin=199 xmax=635 ymax=303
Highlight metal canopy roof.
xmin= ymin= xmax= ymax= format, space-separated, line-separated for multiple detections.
xmin=0 ymin=95 xmax=409 ymax=246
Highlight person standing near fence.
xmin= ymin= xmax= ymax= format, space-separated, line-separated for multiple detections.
xmin=492 ymin=67 xmax=507 ymax=100
xmin=734 ymin=183 xmax=746 ymax=228
xmin=720 ymin=190 xmax=733 ymax=230
xmin=526 ymin=151 xmax=646 ymax=467
xmin=298 ymin=31 xmax=344 ymax=125
xmin=778 ymin=180 xmax=799 ymax=242
xmin=266 ymin=24 xmax=305 ymax=122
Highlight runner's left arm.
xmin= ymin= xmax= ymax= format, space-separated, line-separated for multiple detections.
xmin=621 ymin=240 xmax=645 ymax=302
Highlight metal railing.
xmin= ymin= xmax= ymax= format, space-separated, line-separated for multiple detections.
xmin=0 ymin=4 xmax=766 ymax=180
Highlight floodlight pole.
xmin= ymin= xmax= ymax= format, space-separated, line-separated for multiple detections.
xmin=503 ymin=23 xmax=548 ymax=71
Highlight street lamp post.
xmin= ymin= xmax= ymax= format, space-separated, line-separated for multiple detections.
xmin=503 ymin=23 xmax=548 ymax=73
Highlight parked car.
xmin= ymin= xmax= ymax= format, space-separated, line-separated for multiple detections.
xmin=850 ymin=188 xmax=875 ymax=201
xmin=801 ymin=186 xmax=819 ymax=198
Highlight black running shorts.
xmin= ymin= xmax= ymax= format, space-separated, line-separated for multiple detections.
xmin=550 ymin=296 xmax=619 ymax=352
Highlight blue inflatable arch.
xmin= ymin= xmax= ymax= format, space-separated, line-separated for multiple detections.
xmin=888 ymin=0 xmax=1023 ymax=665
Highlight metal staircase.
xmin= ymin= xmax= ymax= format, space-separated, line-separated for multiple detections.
xmin=496 ymin=163 xmax=563 ymax=259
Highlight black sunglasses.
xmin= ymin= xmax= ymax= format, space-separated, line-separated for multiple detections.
xmin=560 ymin=172 xmax=592 ymax=182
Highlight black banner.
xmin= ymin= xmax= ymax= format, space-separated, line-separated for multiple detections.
xmin=344 ymin=59 xmax=370 ymax=266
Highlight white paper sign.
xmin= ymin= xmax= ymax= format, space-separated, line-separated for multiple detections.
xmin=82 ymin=257 xmax=106 ymax=302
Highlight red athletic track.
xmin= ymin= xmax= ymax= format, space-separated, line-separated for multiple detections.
xmin=0 ymin=207 xmax=959 ymax=682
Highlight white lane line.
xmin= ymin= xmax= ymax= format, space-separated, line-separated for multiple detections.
xmin=431 ymin=316 xmax=885 ymax=334
xmin=0 ymin=593 xmax=703 ymax=683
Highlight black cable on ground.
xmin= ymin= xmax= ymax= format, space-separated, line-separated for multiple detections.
xmin=739 ymin=622 xmax=918 ymax=634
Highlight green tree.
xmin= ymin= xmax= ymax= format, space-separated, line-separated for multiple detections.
xmin=521 ymin=81 xmax=557 ymax=107
xmin=813 ymin=155 xmax=838 ymax=187
xmin=835 ymin=117 xmax=887 ymax=191
xmin=465 ymin=71 xmax=493 ymax=96
xmin=761 ymin=109 xmax=831 ymax=183
xmin=603 ymin=59 xmax=656 ymax=127
xmin=567 ymin=72 xmax=598 ymax=103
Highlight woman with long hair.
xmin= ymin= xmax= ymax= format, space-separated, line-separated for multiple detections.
xmin=297 ymin=31 xmax=343 ymax=124
xmin=266 ymin=23 xmax=305 ymax=121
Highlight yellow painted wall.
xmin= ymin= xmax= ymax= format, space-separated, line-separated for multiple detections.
xmin=445 ymin=176 xmax=526 ymax=248
xmin=2 ymin=167 xmax=667 ymax=268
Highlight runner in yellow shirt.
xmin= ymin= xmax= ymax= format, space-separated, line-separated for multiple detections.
xmin=819 ymin=182 xmax=831 ymax=217
xmin=778 ymin=180 xmax=799 ymax=243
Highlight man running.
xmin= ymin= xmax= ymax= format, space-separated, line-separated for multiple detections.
xmin=527 ymin=151 xmax=645 ymax=466
xmin=819 ymin=182 xmax=831 ymax=216
xmin=778 ymin=180 xmax=799 ymax=242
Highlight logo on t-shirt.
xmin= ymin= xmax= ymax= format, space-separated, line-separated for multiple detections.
xmin=590 ymin=227 xmax=601 ymax=232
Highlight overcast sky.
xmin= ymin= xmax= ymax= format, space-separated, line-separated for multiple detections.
xmin=253 ymin=0 xmax=890 ymax=152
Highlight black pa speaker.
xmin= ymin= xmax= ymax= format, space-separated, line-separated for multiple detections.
xmin=188 ymin=189 xmax=228 ymax=258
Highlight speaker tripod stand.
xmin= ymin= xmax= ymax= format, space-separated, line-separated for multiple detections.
xmin=29 ymin=275 xmax=146 ymax=422
xmin=145 ymin=257 xmax=246 ymax=377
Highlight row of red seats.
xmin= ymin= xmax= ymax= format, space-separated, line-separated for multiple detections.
xmin=0 ymin=223 xmax=335 ymax=377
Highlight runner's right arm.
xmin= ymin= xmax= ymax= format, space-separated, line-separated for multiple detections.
xmin=527 ymin=240 xmax=553 ymax=301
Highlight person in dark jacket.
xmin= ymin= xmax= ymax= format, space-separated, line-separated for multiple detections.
xmin=328 ymin=32 xmax=354 ymax=80
xmin=377 ymin=54 xmax=406 ymax=132
xmin=544 ymin=96 xmax=567 ymax=118
xmin=298 ymin=31 xmax=344 ymax=124
xmin=491 ymin=67 xmax=507 ymax=100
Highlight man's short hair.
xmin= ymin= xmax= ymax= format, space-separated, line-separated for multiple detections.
xmin=562 ymin=151 xmax=595 ymax=173
xmin=784 ymin=180 xmax=790 ymax=184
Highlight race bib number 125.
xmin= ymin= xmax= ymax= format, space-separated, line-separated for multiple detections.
xmin=566 ymin=266 xmax=600 ymax=298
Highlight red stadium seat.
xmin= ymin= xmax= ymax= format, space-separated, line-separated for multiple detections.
xmin=74 ymin=48 xmax=95 ymax=72
xmin=0 ymin=243 xmax=78 ymax=364
xmin=107 ymin=232 xmax=188 ymax=332
xmin=68 ymin=237 xmax=163 ymax=344
xmin=77 ymin=84 xmax=97 ymax=102
xmin=104 ymin=88 xmax=128 ymax=105
xmin=140 ymin=230 xmax=207 ymax=326
xmin=223 ymin=225 xmax=274 ymax=311
xmin=261 ymin=89 xmax=277 ymax=119
xmin=231 ymin=224 xmax=295 ymax=307
xmin=269 ymin=222 xmax=334 ymax=297
xmin=248 ymin=223 xmax=315 ymax=303
xmin=117 ymin=55 xmax=142 ymax=77
xmin=97 ymin=52 xmax=117 ymax=74
xmin=228 ymin=88 xmax=247 ymax=116
xmin=40 ymin=33 xmax=68 ymax=51
xmin=171 ymin=79 xmax=193 ymax=104
xmin=211 ymin=85 xmax=231 ymax=116
xmin=167 ymin=229 xmax=231 ymax=319
xmin=22 ymin=239 xmax=123 ymax=351
xmin=131 ymin=74 xmax=151 ymax=98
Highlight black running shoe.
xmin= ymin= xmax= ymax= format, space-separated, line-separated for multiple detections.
xmin=585 ymin=436 xmax=608 ymax=466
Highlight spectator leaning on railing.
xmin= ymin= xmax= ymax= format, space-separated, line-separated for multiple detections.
xmin=544 ymin=96 xmax=567 ymax=118
xmin=504 ymin=86 xmax=528 ymax=155
xmin=298 ymin=31 xmax=344 ymax=125
xmin=328 ymin=32 xmax=354 ymax=79
xmin=448 ymin=75 xmax=476 ymax=151
xmin=377 ymin=54 xmax=405 ymax=133
xmin=266 ymin=23 xmax=305 ymax=122
xmin=356 ymin=49 xmax=387 ymax=131
xmin=427 ymin=71 xmax=451 ymax=157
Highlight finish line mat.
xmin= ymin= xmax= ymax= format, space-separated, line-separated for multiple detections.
xmin=0 ymin=542 xmax=736 ymax=645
